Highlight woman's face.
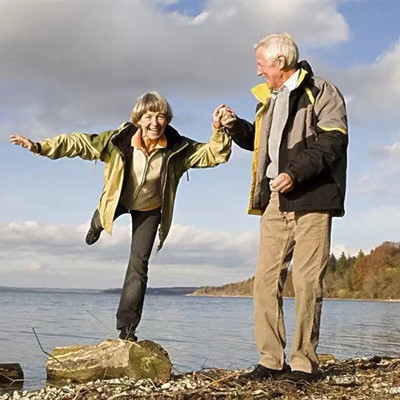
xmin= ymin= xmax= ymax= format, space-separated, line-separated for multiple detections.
xmin=139 ymin=110 xmax=167 ymax=140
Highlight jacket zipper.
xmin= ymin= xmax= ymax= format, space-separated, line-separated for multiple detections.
xmin=131 ymin=150 xmax=155 ymax=204
xmin=158 ymin=142 xmax=189 ymax=242
xmin=161 ymin=142 xmax=188 ymax=201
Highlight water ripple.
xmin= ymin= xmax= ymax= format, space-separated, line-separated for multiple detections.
xmin=0 ymin=291 xmax=399 ymax=391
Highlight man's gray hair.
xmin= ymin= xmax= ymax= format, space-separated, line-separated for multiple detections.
xmin=254 ymin=33 xmax=299 ymax=70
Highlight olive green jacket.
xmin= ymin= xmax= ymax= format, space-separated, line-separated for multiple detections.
xmin=38 ymin=122 xmax=231 ymax=250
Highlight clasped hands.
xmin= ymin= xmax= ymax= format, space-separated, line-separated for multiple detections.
xmin=213 ymin=105 xmax=237 ymax=130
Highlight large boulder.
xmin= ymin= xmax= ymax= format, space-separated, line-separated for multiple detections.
xmin=46 ymin=339 xmax=172 ymax=383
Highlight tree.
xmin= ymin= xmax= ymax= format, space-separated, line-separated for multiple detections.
xmin=336 ymin=252 xmax=348 ymax=277
xmin=357 ymin=249 xmax=365 ymax=259
xmin=327 ymin=254 xmax=337 ymax=272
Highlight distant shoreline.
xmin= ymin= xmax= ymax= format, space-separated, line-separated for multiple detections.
xmin=1 ymin=287 xmax=399 ymax=302
xmin=186 ymin=294 xmax=252 ymax=298
xmin=187 ymin=294 xmax=400 ymax=302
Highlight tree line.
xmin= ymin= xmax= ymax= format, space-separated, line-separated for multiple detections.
xmin=191 ymin=241 xmax=400 ymax=300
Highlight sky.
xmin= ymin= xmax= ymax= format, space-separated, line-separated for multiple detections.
xmin=1 ymin=0 xmax=400 ymax=289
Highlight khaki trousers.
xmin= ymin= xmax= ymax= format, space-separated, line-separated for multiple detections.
xmin=255 ymin=192 xmax=331 ymax=373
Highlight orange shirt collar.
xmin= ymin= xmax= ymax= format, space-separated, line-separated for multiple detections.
xmin=131 ymin=129 xmax=167 ymax=150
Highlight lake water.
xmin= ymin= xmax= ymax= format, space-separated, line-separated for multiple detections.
xmin=1 ymin=288 xmax=399 ymax=390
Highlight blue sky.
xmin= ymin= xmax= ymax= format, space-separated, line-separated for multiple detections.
xmin=1 ymin=0 xmax=400 ymax=289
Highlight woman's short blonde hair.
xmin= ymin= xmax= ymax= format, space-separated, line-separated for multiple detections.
xmin=254 ymin=33 xmax=299 ymax=70
xmin=130 ymin=91 xmax=173 ymax=126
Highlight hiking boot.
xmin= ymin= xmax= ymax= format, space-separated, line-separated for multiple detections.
xmin=279 ymin=370 xmax=322 ymax=383
xmin=85 ymin=227 xmax=102 ymax=245
xmin=238 ymin=364 xmax=290 ymax=382
xmin=119 ymin=327 xmax=138 ymax=342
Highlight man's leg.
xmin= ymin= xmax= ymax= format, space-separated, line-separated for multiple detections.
xmin=289 ymin=211 xmax=331 ymax=374
xmin=255 ymin=192 xmax=295 ymax=370
xmin=116 ymin=208 xmax=161 ymax=338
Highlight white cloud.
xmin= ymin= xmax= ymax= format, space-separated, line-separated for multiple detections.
xmin=338 ymin=38 xmax=400 ymax=121
xmin=1 ymin=210 xmax=396 ymax=288
xmin=359 ymin=204 xmax=400 ymax=231
xmin=0 ymin=221 xmax=258 ymax=288
xmin=161 ymin=224 xmax=258 ymax=266
xmin=27 ymin=262 xmax=43 ymax=272
xmin=0 ymin=220 xmax=258 ymax=265
xmin=331 ymin=243 xmax=362 ymax=258
xmin=0 ymin=0 xmax=349 ymax=139
xmin=373 ymin=141 xmax=400 ymax=160
xmin=352 ymin=144 xmax=400 ymax=194
xmin=353 ymin=174 xmax=381 ymax=195
xmin=331 ymin=202 xmax=400 ymax=256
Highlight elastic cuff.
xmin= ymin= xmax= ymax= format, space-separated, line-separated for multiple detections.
xmin=33 ymin=142 xmax=42 ymax=155
xmin=212 ymin=124 xmax=225 ymax=133
xmin=211 ymin=126 xmax=232 ymax=136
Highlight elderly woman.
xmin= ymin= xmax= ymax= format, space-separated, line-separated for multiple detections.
xmin=9 ymin=91 xmax=233 ymax=341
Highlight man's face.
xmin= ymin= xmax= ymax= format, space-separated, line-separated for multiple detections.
xmin=139 ymin=110 xmax=167 ymax=140
xmin=255 ymin=47 xmax=283 ymax=91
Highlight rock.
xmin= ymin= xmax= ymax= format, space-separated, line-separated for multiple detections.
xmin=0 ymin=364 xmax=24 ymax=385
xmin=161 ymin=382 xmax=171 ymax=390
xmin=46 ymin=339 xmax=172 ymax=384
xmin=0 ymin=364 xmax=24 ymax=392
xmin=318 ymin=353 xmax=338 ymax=364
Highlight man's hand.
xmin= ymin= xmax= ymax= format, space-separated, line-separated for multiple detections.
xmin=213 ymin=104 xmax=237 ymax=129
xmin=270 ymin=173 xmax=294 ymax=193
xmin=9 ymin=134 xmax=38 ymax=153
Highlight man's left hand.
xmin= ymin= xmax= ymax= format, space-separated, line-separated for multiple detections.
xmin=270 ymin=173 xmax=294 ymax=193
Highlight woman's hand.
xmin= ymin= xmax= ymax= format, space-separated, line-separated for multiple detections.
xmin=213 ymin=104 xmax=236 ymax=129
xmin=9 ymin=134 xmax=39 ymax=153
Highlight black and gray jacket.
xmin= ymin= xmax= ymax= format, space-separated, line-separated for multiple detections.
xmin=230 ymin=60 xmax=348 ymax=217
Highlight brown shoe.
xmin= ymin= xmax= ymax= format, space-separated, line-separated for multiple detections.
xmin=239 ymin=364 xmax=290 ymax=382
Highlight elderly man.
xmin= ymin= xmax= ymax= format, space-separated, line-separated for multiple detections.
xmin=218 ymin=33 xmax=348 ymax=382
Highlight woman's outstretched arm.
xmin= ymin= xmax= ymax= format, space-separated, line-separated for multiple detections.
xmin=9 ymin=134 xmax=40 ymax=153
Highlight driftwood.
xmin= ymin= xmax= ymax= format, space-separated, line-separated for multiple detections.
xmin=46 ymin=339 xmax=172 ymax=384
xmin=0 ymin=363 xmax=23 ymax=390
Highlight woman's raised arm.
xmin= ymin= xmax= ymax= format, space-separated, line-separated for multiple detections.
xmin=9 ymin=134 xmax=39 ymax=153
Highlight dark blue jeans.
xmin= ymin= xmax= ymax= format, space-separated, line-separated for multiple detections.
xmin=90 ymin=206 xmax=161 ymax=331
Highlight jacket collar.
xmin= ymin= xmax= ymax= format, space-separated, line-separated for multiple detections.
xmin=164 ymin=124 xmax=186 ymax=150
xmin=112 ymin=122 xmax=186 ymax=154
xmin=251 ymin=60 xmax=314 ymax=103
